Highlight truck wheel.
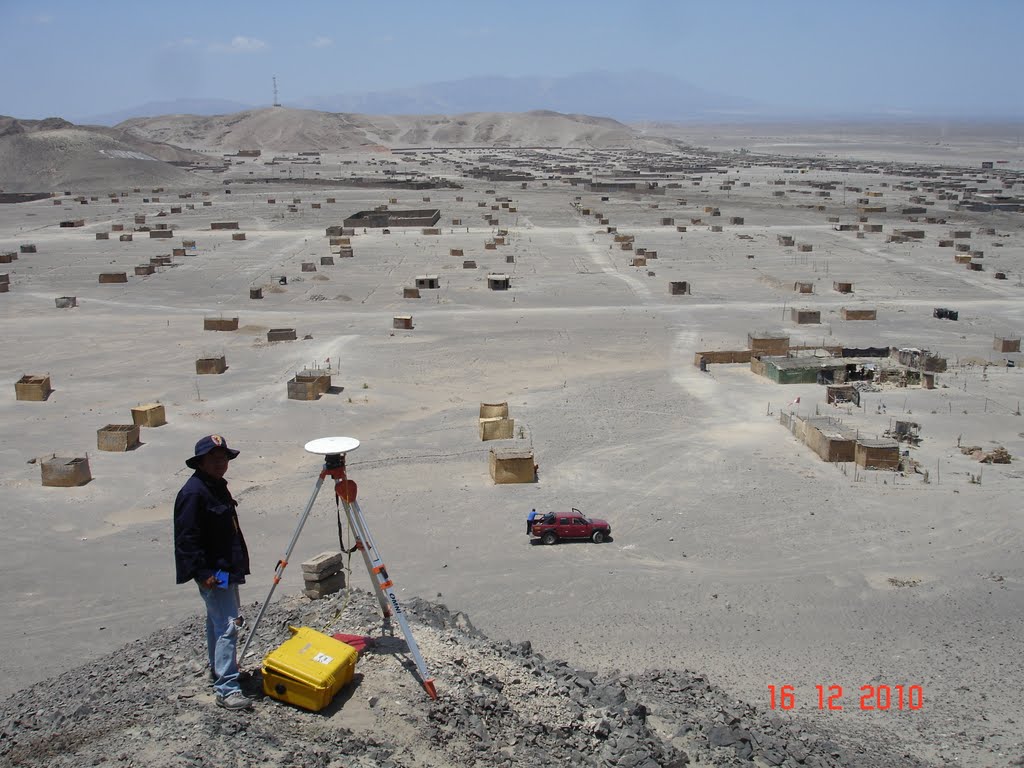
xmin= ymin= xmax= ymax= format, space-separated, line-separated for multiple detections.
xmin=542 ymin=532 xmax=557 ymax=545
xmin=591 ymin=530 xmax=606 ymax=544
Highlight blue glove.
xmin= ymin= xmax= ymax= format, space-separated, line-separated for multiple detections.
xmin=214 ymin=570 xmax=229 ymax=589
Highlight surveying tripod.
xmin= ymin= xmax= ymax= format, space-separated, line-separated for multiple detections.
xmin=238 ymin=437 xmax=437 ymax=700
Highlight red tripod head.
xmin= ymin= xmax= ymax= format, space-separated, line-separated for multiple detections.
xmin=320 ymin=453 xmax=357 ymax=502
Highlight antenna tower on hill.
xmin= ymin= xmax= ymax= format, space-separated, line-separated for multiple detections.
xmin=272 ymin=76 xmax=280 ymax=107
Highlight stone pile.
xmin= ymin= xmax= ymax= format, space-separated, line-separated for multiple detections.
xmin=301 ymin=550 xmax=346 ymax=599
xmin=961 ymin=445 xmax=1012 ymax=463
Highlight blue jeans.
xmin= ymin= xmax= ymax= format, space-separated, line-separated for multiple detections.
xmin=198 ymin=582 xmax=242 ymax=698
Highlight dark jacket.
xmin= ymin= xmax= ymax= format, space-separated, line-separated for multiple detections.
xmin=174 ymin=471 xmax=250 ymax=585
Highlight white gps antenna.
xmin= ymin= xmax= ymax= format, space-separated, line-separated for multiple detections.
xmin=304 ymin=436 xmax=360 ymax=456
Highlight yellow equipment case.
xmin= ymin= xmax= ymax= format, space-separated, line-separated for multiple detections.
xmin=261 ymin=626 xmax=358 ymax=711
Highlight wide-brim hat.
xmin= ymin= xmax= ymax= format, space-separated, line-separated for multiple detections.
xmin=186 ymin=434 xmax=240 ymax=469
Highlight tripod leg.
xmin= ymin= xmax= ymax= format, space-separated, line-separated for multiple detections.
xmin=238 ymin=473 xmax=327 ymax=665
xmin=341 ymin=497 xmax=437 ymax=700
xmin=341 ymin=497 xmax=391 ymax=619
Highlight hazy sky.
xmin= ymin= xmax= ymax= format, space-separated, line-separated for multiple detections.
xmin=1 ymin=0 xmax=1022 ymax=120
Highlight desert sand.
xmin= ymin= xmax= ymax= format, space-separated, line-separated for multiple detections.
xmin=0 ymin=113 xmax=1021 ymax=766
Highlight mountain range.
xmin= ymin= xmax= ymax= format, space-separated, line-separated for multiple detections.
xmin=79 ymin=71 xmax=755 ymax=126
xmin=117 ymin=108 xmax=673 ymax=152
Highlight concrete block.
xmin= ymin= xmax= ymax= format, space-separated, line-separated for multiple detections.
xmin=301 ymin=551 xmax=345 ymax=579
xmin=303 ymin=571 xmax=345 ymax=599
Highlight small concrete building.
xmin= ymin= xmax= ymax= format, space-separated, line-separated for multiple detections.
xmin=994 ymin=336 xmax=1021 ymax=353
xmin=803 ymin=418 xmax=858 ymax=463
xmin=131 ymin=403 xmax=166 ymax=427
xmin=287 ymin=369 xmax=331 ymax=400
xmin=487 ymin=274 xmax=511 ymax=291
xmin=204 ymin=317 xmax=239 ymax=332
xmin=669 ymin=281 xmax=691 ymax=295
xmin=342 ymin=209 xmax=441 ymax=228
xmin=826 ymin=385 xmax=860 ymax=406
xmin=790 ymin=308 xmax=821 ymax=324
xmin=15 ymin=374 xmax=52 ymax=401
xmin=748 ymin=332 xmax=790 ymax=357
xmin=480 ymin=402 xmax=509 ymax=419
xmin=97 ymin=424 xmax=141 ymax=452
xmin=195 ymin=356 xmax=227 ymax=375
xmin=855 ymin=439 xmax=900 ymax=470
xmin=267 ymin=328 xmax=298 ymax=342
xmin=479 ymin=416 xmax=514 ymax=441
xmin=489 ymin=447 xmax=536 ymax=484
xmin=40 ymin=456 xmax=92 ymax=487
xmin=759 ymin=356 xmax=878 ymax=385
xmin=415 ymin=275 xmax=440 ymax=290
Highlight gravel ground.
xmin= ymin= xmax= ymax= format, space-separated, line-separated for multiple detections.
xmin=0 ymin=586 xmax=943 ymax=768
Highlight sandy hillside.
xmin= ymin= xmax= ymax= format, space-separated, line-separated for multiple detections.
xmin=0 ymin=115 xmax=77 ymax=137
xmin=118 ymin=107 xmax=669 ymax=152
xmin=0 ymin=127 xmax=210 ymax=192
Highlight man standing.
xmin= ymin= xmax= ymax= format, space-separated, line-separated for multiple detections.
xmin=174 ymin=435 xmax=252 ymax=711
xmin=527 ymin=508 xmax=538 ymax=534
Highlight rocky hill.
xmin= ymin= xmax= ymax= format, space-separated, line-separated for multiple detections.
xmin=0 ymin=587 xmax=933 ymax=768
xmin=117 ymin=107 xmax=668 ymax=152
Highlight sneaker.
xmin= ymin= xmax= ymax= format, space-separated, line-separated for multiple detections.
xmin=216 ymin=691 xmax=253 ymax=711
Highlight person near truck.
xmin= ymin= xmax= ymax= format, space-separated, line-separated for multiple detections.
xmin=173 ymin=435 xmax=252 ymax=711
xmin=527 ymin=508 xmax=538 ymax=534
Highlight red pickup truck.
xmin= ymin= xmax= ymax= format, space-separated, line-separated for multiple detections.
xmin=529 ymin=508 xmax=611 ymax=544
